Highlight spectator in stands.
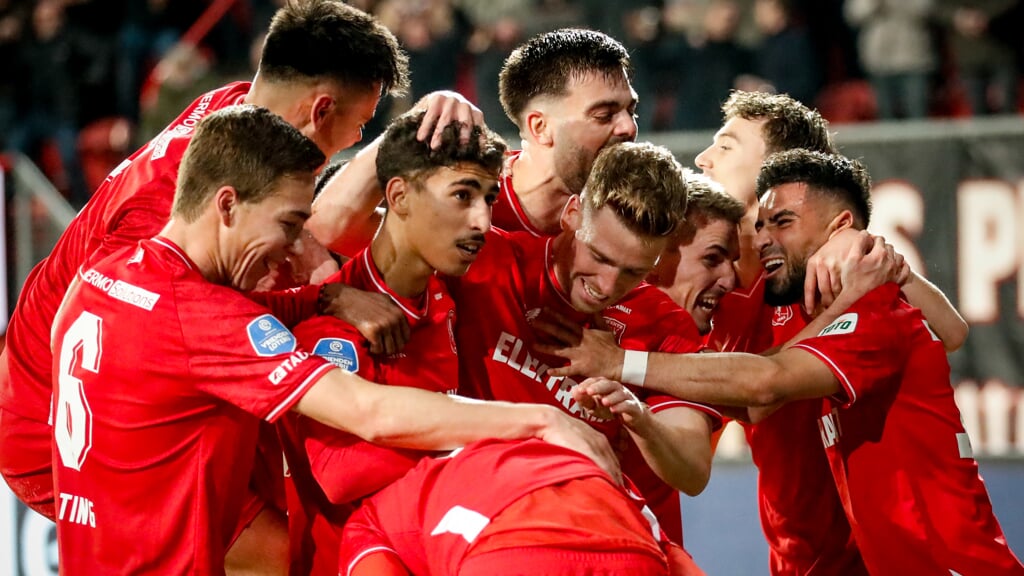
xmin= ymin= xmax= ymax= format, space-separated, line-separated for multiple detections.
xmin=6 ymin=0 xmax=89 ymax=206
xmin=845 ymin=0 xmax=937 ymax=120
xmin=935 ymin=0 xmax=1020 ymax=115
xmin=740 ymin=0 xmax=820 ymax=107
xmin=376 ymin=0 xmax=471 ymax=101
xmin=0 ymin=0 xmax=26 ymax=150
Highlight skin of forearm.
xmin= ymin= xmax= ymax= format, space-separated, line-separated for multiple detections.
xmin=900 ymin=271 xmax=968 ymax=351
xmin=643 ymin=351 xmax=788 ymax=408
xmin=625 ymin=410 xmax=711 ymax=496
xmin=308 ymin=135 xmax=385 ymax=256
xmin=297 ymin=370 xmax=557 ymax=450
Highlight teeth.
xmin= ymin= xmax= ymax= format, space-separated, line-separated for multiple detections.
xmin=764 ymin=258 xmax=784 ymax=272
xmin=583 ymin=281 xmax=604 ymax=300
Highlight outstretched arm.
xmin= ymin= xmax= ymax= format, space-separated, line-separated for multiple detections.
xmin=573 ymin=378 xmax=713 ymax=495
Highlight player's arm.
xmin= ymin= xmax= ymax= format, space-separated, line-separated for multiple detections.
xmin=307 ymin=91 xmax=486 ymax=256
xmin=574 ymin=378 xmax=713 ymax=495
xmin=249 ymin=283 xmax=410 ymax=355
xmin=293 ymin=368 xmax=621 ymax=482
xmin=804 ymin=228 xmax=967 ymax=351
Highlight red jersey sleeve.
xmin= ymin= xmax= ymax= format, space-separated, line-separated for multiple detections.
xmin=247 ymin=284 xmax=320 ymax=328
xmin=790 ymin=284 xmax=908 ymax=408
xmin=291 ymin=316 xmax=422 ymax=504
xmin=177 ymin=292 xmax=333 ymax=423
xmin=340 ymin=504 xmax=404 ymax=576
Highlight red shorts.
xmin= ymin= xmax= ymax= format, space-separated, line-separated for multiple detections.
xmin=464 ymin=476 xmax=669 ymax=575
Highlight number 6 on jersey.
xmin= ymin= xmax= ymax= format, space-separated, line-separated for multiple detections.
xmin=56 ymin=311 xmax=102 ymax=471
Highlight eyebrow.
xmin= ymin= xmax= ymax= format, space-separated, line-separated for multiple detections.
xmin=449 ymin=178 xmax=483 ymax=190
xmin=586 ymin=98 xmax=636 ymax=114
xmin=287 ymin=209 xmax=312 ymax=221
xmin=590 ymin=244 xmax=646 ymax=275
xmin=766 ymin=209 xmax=798 ymax=224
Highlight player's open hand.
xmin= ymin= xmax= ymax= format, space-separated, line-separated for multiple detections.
xmin=322 ymin=284 xmax=411 ymax=355
xmin=804 ymin=228 xmax=871 ymax=312
xmin=413 ymin=90 xmax=486 ymax=149
xmin=538 ymin=409 xmax=622 ymax=485
xmin=536 ymin=328 xmax=624 ymax=381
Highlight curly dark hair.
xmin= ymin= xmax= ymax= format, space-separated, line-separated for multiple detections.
xmin=756 ymin=149 xmax=872 ymax=228
xmin=375 ymin=110 xmax=507 ymax=188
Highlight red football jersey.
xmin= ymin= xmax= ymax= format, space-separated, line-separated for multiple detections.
xmin=450 ymin=229 xmax=722 ymax=544
xmin=280 ymin=247 xmax=460 ymax=576
xmin=793 ymin=284 xmax=1024 ymax=575
xmin=491 ymin=151 xmax=548 ymax=237
xmin=706 ymin=272 xmax=866 ymax=575
xmin=4 ymin=82 xmax=251 ymax=427
xmin=339 ymin=438 xmax=662 ymax=576
xmin=51 ymin=237 xmax=333 ymax=575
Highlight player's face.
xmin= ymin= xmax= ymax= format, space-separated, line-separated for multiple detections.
xmin=560 ymin=199 xmax=666 ymax=314
xmin=317 ymin=82 xmax=382 ymax=157
xmin=405 ymin=163 xmax=497 ymax=276
xmin=756 ymin=182 xmax=831 ymax=306
xmin=548 ymin=71 xmax=638 ymax=194
xmin=649 ymin=218 xmax=739 ymax=334
xmin=228 ymin=176 xmax=314 ymax=292
xmin=695 ymin=117 xmax=767 ymax=206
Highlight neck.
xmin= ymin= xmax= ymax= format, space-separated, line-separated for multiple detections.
xmin=160 ymin=216 xmax=228 ymax=285
xmin=551 ymin=231 xmax=575 ymax=301
xmin=509 ymin=149 xmax=573 ymax=234
xmin=370 ymin=221 xmax=433 ymax=299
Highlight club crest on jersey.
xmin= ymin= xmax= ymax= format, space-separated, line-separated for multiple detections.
xmin=818 ymin=313 xmax=858 ymax=337
xmin=603 ymin=317 xmax=627 ymax=343
xmin=247 ymin=314 xmax=296 ymax=357
xmin=312 ymin=338 xmax=359 ymax=373
xmin=772 ymin=306 xmax=795 ymax=327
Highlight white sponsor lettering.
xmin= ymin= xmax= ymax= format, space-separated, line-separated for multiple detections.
xmin=263 ymin=332 xmax=294 ymax=353
xmin=490 ymin=331 xmax=599 ymax=422
xmin=57 ymin=493 xmax=96 ymax=528
xmin=150 ymin=92 xmax=214 ymax=159
xmin=269 ymin=351 xmax=309 ymax=385
xmin=819 ymin=408 xmax=842 ymax=448
xmin=80 ymin=269 xmax=161 ymax=311
xmin=107 ymin=281 xmax=160 ymax=311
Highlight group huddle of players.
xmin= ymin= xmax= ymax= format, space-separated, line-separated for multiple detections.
xmin=0 ymin=2 xmax=1021 ymax=575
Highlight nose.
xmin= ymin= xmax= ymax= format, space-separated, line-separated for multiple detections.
xmin=615 ymin=110 xmax=638 ymax=142
xmin=754 ymin=225 xmax=772 ymax=256
xmin=287 ymin=233 xmax=306 ymax=257
xmin=719 ymin=265 xmax=737 ymax=293
xmin=470 ymin=199 xmax=492 ymax=231
xmin=695 ymin=145 xmax=712 ymax=170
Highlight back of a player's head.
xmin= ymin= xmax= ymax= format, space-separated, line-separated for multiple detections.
xmin=581 ymin=142 xmax=688 ymax=239
xmin=174 ymin=105 xmax=325 ymax=222
xmin=676 ymin=171 xmax=745 ymax=245
xmin=259 ymin=0 xmax=409 ymax=97
xmin=722 ymin=91 xmax=834 ymax=156
xmin=756 ymin=149 xmax=872 ymax=229
xmin=375 ymin=109 xmax=508 ymax=189
xmin=499 ymin=28 xmax=631 ymax=127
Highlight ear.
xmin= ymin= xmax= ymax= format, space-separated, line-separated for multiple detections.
xmin=525 ymin=108 xmax=553 ymax=147
xmin=214 ymin=186 xmax=239 ymax=226
xmin=310 ymin=94 xmax=335 ymax=133
xmin=826 ymin=208 xmax=855 ymax=238
xmin=385 ymin=177 xmax=412 ymax=217
xmin=560 ymin=194 xmax=582 ymax=232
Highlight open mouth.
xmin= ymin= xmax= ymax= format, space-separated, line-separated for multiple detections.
xmin=581 ymin=279 xmax=607 ymax=302
xmin=762 ymin=258 xmax=784 ymax=275
xmin=455 ymin=240 xmax=484 ymax=259
xmin=695 ymin=295 xmax=718 ymax=313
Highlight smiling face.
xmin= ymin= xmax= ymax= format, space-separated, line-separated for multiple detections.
xmin=558 ymin=198 xmax=667 ymax=314
xmin=756 ymin=181 xmax=834 ymax=306
xmin=226 ymin=174 xmax=315 ymax=291
xmin=397 ymin=163 xmax=498 ymax=277
xmin=650 ymin=218 xmax=739 ymax=334
xmin=695 ymin=116 xmax=767 ymax=206
xmin=546 ymin=71 xmax=639 ymax=194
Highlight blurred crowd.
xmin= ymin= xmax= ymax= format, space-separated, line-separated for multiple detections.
xmin=1 ymin=0 xmax=1022 ymax=207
